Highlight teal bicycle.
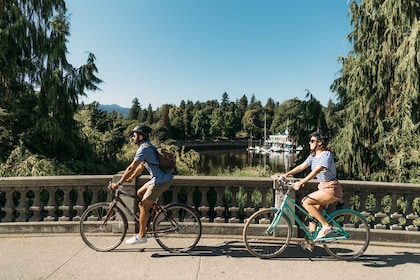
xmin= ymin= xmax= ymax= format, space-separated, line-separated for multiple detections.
xmin=243 ymin=177 xmax=370 ymax=260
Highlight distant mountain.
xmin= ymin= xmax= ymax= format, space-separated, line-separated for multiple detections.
xmin=99 ymin=104 xmax=130 ymax=117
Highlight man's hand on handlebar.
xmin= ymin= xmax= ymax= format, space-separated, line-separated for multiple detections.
xmin=108 ymin=182 xmax=122 ymax=190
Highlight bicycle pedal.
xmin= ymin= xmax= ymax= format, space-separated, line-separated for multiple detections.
xmin=299 ymin=241 xmax=314 ymax=252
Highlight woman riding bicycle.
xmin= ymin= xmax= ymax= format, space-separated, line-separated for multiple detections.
xmin=109 ymin=125 xmax=173 ymax=245
xmin=281 ymin=132 xmax=343 ymax=247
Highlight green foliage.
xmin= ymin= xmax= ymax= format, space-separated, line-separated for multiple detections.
xmin=398 ymin=217 xmax=406 ymax=226
xmin=381 ymin=195 xmax=392 ymax=213
xmin=413 ymin=198 xmax=420 ymax=215
xmin=2 ymin=0 xmax=420 ymax=184
xmin=0 ymin=146 xmax=73 ymax=176
xmin=265 ymin=191 xmax=273 ymax=207
xmin=365 ymin=194 xmax=377 ymax=212
xmin=330 ymin=0 xmax=420 ymax=182
xmin=223 ymin=187 xmax=232 ymax=221
xmin=412 ymin=218 xmax=420 ymax=227
xmin=349 ymin=195 xmax=361 ymax=210
xmin=236 ymin=187 xmax=247 ymax=221
xmin=381 ymin=216 xmax=390 ymax=225
xmin=251 ymin=188 xmax=262 ymax=210
xmin=216 ymin=165 xmax=272 ymax=177
xmin=397 ymin=197 xmax=408 ymax=214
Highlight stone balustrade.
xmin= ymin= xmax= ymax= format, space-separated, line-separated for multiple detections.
xmin=1 ymin=175 xmax=420 ymax=233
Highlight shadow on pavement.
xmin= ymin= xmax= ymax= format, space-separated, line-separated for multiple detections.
xmin=149 ymin=240 xmax=331 ymax=260
xmin=144 ymin=240 xmax=420 ymax=267
xmin=361 ymin=251 xmax=420 ymax=268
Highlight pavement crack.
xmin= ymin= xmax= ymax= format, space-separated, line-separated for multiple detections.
xmin=44 ymin=246 xmax=87 ymax=279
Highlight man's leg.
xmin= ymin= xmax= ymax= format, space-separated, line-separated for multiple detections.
xmin=138 ymin=199 xmax=154 ymax=238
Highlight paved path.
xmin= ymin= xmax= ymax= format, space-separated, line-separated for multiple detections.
xmin=1 ymin=234 xmax=419 ymax=280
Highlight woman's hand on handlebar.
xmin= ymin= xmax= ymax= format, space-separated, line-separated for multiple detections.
xmin=278 ymin=173 xmax=289 ymax=181
xmin=293 ymin=181 xmax=304 ymax=191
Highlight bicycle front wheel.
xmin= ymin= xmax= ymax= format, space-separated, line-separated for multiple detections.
xmin=323 ymin=209 xmax=370 ymax=260
xmin=243 ymin=208 xmax=292 ymax=259
xmin=79 ymin=202 xmax=127 ymax=252
xmin=153 ymin=203 xmax=202 ymax=252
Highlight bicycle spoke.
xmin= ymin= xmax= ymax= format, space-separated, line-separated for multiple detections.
xmin=153 ymin=203 xmax=202 ymax=252
xmin=243 ymin=209 xmax=292 ymax=258
xmin=80 ymin=202 xmax=127 ymax=252
xmin=323 ymin=209 xmax=370 ymax=260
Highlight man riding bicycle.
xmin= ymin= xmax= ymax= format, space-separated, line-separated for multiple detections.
xmin=109 ymin=125 xmax=173 ymax=244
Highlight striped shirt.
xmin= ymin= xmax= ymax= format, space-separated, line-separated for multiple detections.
xmin=304 ymin=150 xmax=337 ymax=182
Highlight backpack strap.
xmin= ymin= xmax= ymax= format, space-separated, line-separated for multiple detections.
xmin=142 ymin=143 xmax=159 ymax=166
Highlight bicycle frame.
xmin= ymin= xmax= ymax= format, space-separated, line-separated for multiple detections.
xmin=106 ymin=187 xmax=179 ymax=235
xmin=109 ymin=188 xmax=139 ymax=222
xmin=267 ymin=189 xmax=350 ymax=242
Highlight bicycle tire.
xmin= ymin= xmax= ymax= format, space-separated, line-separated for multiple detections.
xmin=79 ymin=202 xmax=127 ymax=252
xmin=323 ymin=209 xmax=370 ymax=260
xmin=153 ymin=203 xmax=202 ymax=252
xmin=243 ymin=208 xmax=292 ymax=258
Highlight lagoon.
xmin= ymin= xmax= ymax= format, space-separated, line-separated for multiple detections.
xmin=196 ymin=149 xmax=298 ymax=176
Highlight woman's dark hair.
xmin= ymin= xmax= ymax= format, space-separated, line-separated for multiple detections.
xmin=309 ymin=131 xmax=329 ymax=155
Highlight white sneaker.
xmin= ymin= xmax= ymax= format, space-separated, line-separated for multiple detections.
xmin=125 ymin=235 xmax=147 ymax=245
xmin=315 ymin=226 xmax=333 ymax=241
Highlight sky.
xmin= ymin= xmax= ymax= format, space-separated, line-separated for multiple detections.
xmin=66 ymin=1 xmax=353 ymax=109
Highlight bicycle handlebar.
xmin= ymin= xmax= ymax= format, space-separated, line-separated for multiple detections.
xmin=275 ymin=176 xmax=296 ymax=191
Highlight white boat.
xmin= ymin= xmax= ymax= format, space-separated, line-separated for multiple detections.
xmin=266 ymin=128 xmax=298 ymax=153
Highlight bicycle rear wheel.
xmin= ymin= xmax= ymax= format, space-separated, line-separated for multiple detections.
xmin=79 ymin=202 xmax=127 ymax=252
xmin=153 ymin=203 xmax=202 ymax=252
xmin=243 ymin=208 xmax=292 ymax=259
xmin=323 ymin=209 xmax=370 ymax=260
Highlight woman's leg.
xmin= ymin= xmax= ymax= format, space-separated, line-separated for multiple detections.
xmin=302 ymin=190 xmax=337 ymax=227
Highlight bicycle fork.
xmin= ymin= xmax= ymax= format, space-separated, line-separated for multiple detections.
xmin=265 ymin=208 xmax=284 ymax=236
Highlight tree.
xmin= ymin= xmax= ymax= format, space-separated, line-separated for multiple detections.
xmin=128 ymin=98 xmax=141 ymax=120
xmin=331 ymin=0 xmax=420 ymax=182
xmin=0 ymin=0 xmax=102 ymax=162
xmin=191 ymin=109 xmax=211 ymax=140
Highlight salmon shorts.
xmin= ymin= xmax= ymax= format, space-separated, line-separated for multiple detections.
xmin=318 ymin=180 xmax=343 ymax=203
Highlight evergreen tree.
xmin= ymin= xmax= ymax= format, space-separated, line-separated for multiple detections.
xmin=128 ymin=98 xmax=141 ymax=120
xmin=331 ymin=0 xmax=420 ymax=182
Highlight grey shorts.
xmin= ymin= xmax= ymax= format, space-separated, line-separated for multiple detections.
xmin=142 ymin=180 xmax=173 ymax=202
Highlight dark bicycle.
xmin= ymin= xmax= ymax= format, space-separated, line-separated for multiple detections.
xmin=79 ymin=184 xmax=202 ymax=252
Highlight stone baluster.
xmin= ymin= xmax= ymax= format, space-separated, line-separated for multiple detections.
xmin=229 ymin=206 xmax=239 ymax=223
xmin=341 ymin=189 xmax=353 ymax=209
xmin=389 ymin=193 xmax=403 ymax=230
xmin=232 ymin=187 xmax=245 ymax=222
xmin=90 ymin=185 xmax=100 ymax=206
xmin=72 ymin=186 xmax=85 ymax=221
xmin=405 ymin=194 xmax=417 ymax=230
xmin=58 ymin=187 xmax=71 ymax=221
xmin=358 ymin=192 xmax=370 ymax=217
xmin=15 ymin=188 xmax=28 ymax=222
xmin=198 ymin=186 xmax=209 ymax=222
xmin=44 ymin=187 xmax=57 ymax=221
xmin=258 ymin=188 xmax=265 ymax=208
xmin=213 ymin=187 xmax=224 ymax=222
xmin=185 ymin=186 xmax=194 ymax=207
xmin=29 ymin=187 xmax=43 ymax=221
xmin=2 ymin=188 xmax=16 ymax=222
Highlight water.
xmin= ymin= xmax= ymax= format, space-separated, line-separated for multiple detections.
xmin=196 ymin=149 xmax=298 ymax=175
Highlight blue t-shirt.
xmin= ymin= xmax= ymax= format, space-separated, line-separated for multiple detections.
xmin=304 ymin=150 xmax=337 ymax=182
xmin=134 ymin=141 xmax=173 ymax=184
